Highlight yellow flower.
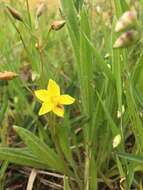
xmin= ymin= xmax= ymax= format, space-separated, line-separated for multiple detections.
xmin=35 ymin=79 xmax=75 ymax=117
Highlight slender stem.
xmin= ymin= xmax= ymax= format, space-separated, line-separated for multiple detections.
xmin=49 ymin=114 xmax=82 ymax=189
xmin=1 ymin=88 xmax=8 ymax=146
xmin=84 ymin=146 xmax=90 ymax=190
xmin=37 ymin=40 xmax=45 ymax=74
xmin=7 ymin=13 xmax=30 ymax=55
xmin=49 ymin=114 xmax=73 ymax=177
xmin=0 ymin=88 xmax=9 ymax=189
xmin=36 ymin=28 xmax=52 ymax=87
xmin=41 ymin=27 xmax=52 ymax=51
xmin=25 ymin=0 xmax=32 ymax=28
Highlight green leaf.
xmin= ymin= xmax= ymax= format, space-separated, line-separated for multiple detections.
xmin=81 ymin=32 xmax=114 ymax=83
xmin=96 ymin=92 xmax=119 ymax=135
xmin=13 ymin=125 xmax=65 ymax=172
xmin=60 ymin=0 xmax=79 ymax=42
xmin=0 ymin=147 xmax=48 ymax=169
xmin=60 ymin=0 xmax=79 ymax=60
xmin=117 ymin=152 xmax=143 ymax=164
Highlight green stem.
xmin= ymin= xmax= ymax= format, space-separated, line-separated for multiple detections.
xmin=49 ymin=114 xmax=73 ymax=177
xmin=25 ymin=0 xmax=32 ymax=28
xmin=0 ymin=88 xmax=9 ymax=189
xmin=7 ymin=13 xmax=30 ymax=56
xmin=49 ymin=114 xmax=82 ymax=189
xmin=84 ymin=146 xmax=90 ymax=190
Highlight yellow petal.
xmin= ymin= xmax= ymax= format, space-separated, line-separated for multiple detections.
xmin=39 ymin=102 xmax=53 ymax=116
xmin=59 ymin=95 xmax=75 ymax=105
xmin=47 ymin=79 xmax=60 ymax=96
xmin=52 ymin=105 xmax=64 ymax=117
xmin=35 ymin=90 xmax=50 ymax=102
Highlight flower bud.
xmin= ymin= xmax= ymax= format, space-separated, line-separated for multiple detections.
xmin=0 ymin=71 xmax=18 ymax=81
xmin=113 ymin=134 xmax=121 ymax=148
xmin=51 ymin=20 xmax=66 ymax=31
xmin=115 ymin=11 xmax=137 ymax=32
xmin=36 ymin=1 xmax=46 ymax=18
xmin=6 ymin=5 xmax=23 ymax=22
xmin=113 ymin=30 xmax=139 ymax=48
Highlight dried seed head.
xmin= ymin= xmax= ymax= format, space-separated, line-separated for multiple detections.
xmin=0 ymin=71 xmax=18 ymax=81
xmin=115 ymin=11 xmax=137 ymax=32
xmin=36 ymin=1 xmax=46 ymax=18
xmin=51 ymin=20 xmax=66 ymax=31
xmin=113 ymin=30 xmax=139 ymax=48
xmin=6 ymin=5 xmax=23 ymax=22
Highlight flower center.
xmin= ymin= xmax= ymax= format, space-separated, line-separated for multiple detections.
xmin=57 ymin=104 xmax=64 ymax=109
xmin=51 ymin=96 xmax=59 ymax=105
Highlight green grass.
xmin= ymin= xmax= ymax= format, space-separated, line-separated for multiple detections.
xmin=0 ymin=0 xmax=143 ymax=189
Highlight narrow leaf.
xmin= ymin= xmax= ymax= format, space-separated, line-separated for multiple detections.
xmin=117 ymin=152 xmax=143 ymax=164
xmin=13 ymin=126 xmax=65 ymax=172
xmin=0 ymin=147 xmax=48 ymax=169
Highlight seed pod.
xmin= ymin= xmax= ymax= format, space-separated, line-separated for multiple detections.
xmin=115 ymin=11 xmax=137 ymax=32
xmin=51 ymin=20 xmax=66 ymax=31
xmin=0 ymin=71 xmax=18 ymax=81
xmin=113 ymin=30 xmax=139 ymax=48
xmin=6 ymin=5 xmax=23 ymax=22
xmin=36 ymin=1 xmax=46 ymax=18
